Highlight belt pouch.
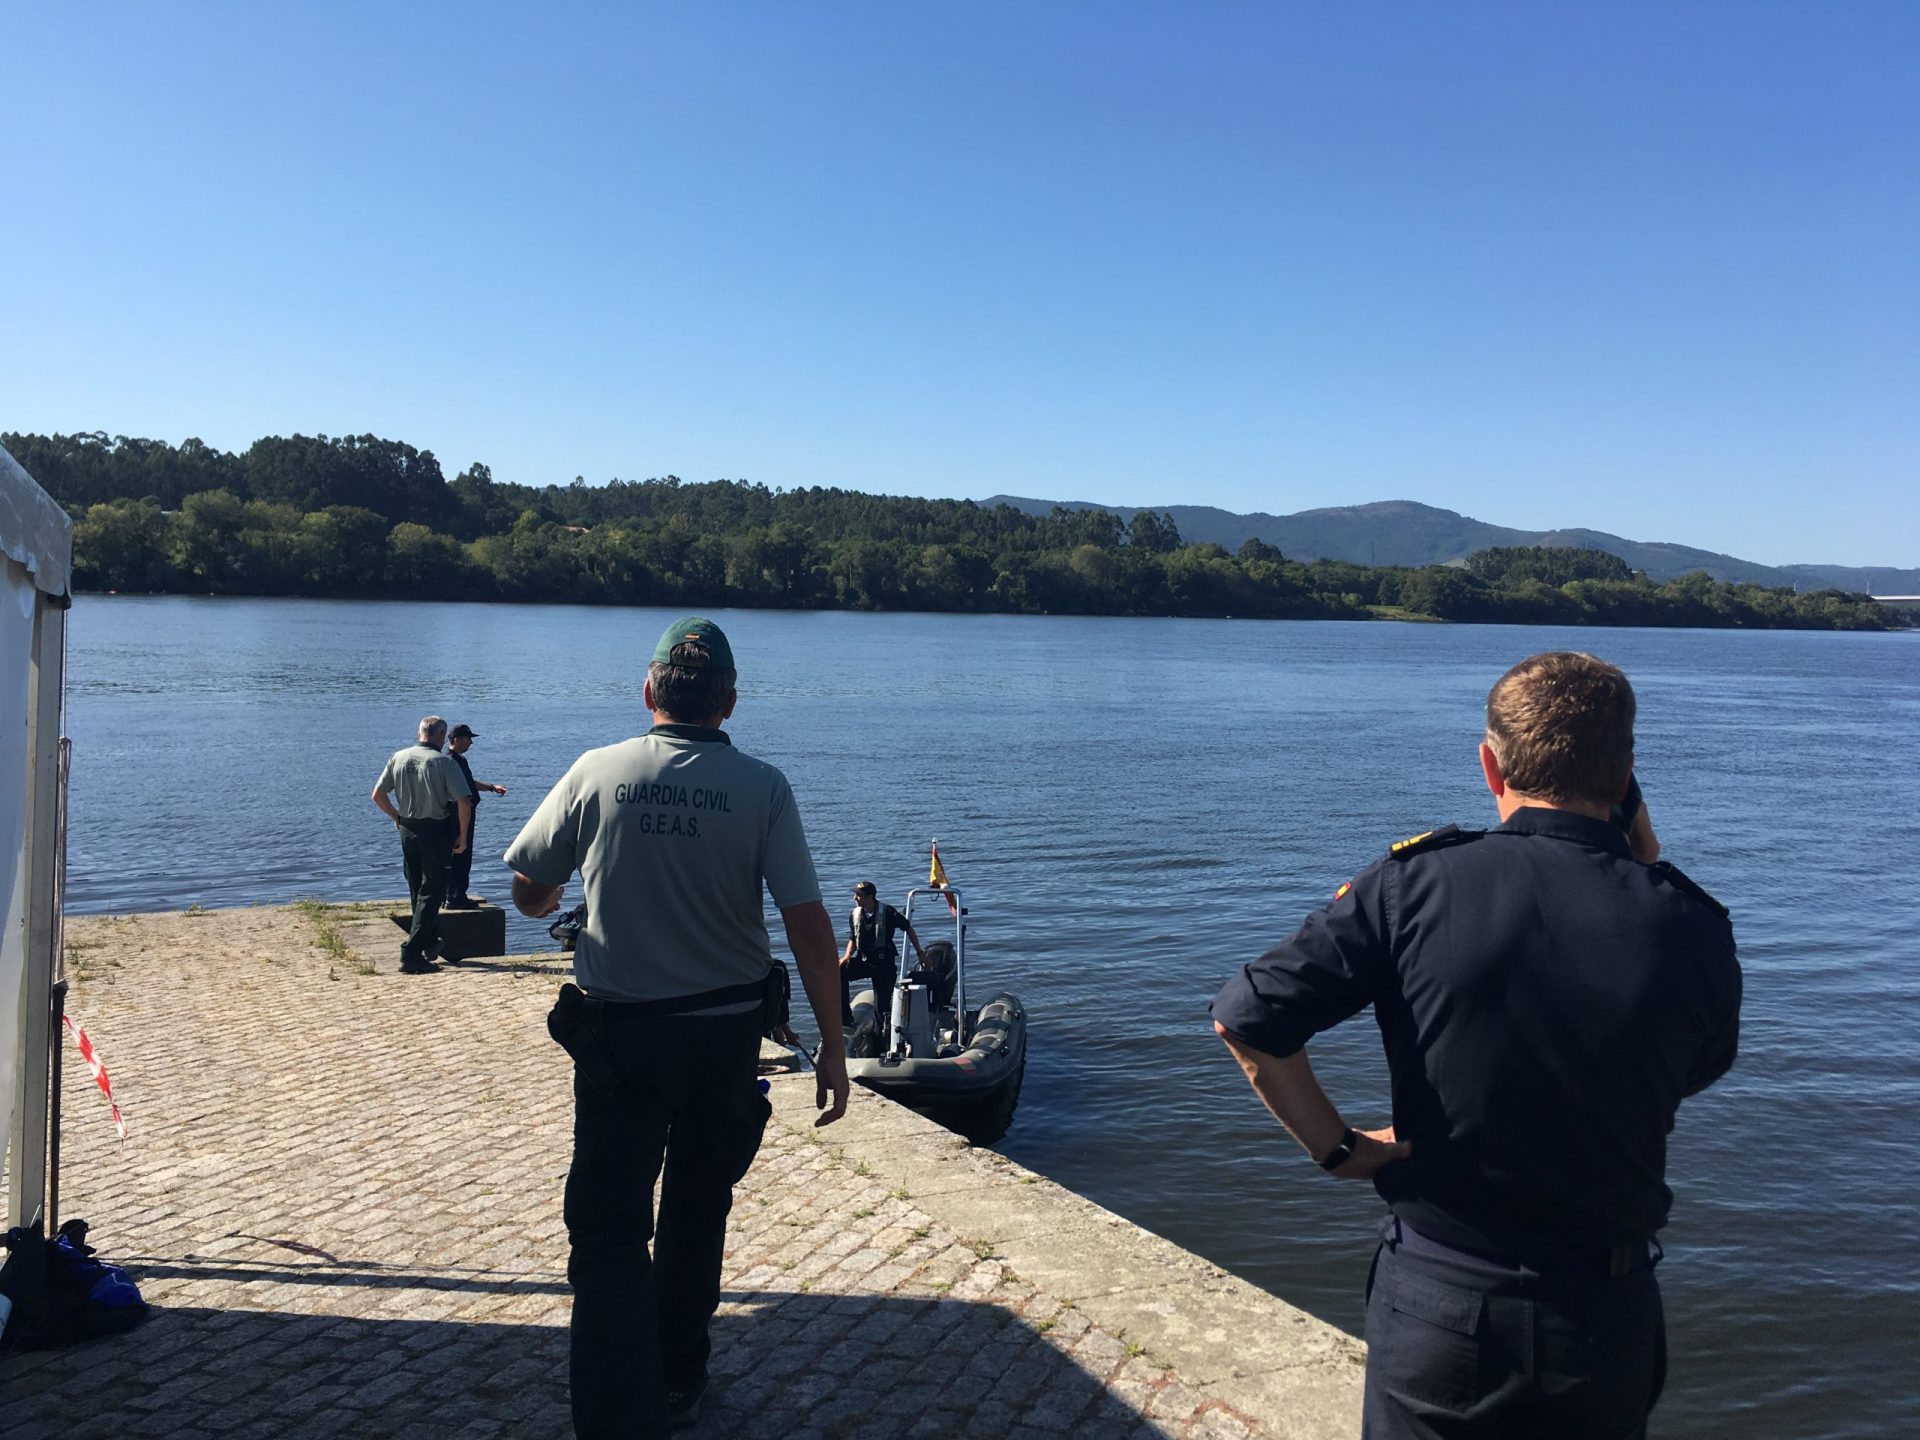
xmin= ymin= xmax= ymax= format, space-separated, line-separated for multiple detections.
xmin=546 ymin=982 xmax=622 ymax=1094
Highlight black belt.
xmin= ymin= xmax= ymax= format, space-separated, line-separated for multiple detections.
xmin=1388 ymin=1216 xmax=1659 ymax=1281
xmin=395 ymin=814 xmax=453 ymax=832
xmin=583 ymin=974 xmax=771 ymax=1017
xmin=550 ymin=974 xmax=771 ymax=1092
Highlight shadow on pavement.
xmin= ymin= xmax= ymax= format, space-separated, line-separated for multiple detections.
xmin=120 ymin=1259 xmax=575 ymax=1297
xmin=0 ymin=1288 xmax=1154 ymax=1440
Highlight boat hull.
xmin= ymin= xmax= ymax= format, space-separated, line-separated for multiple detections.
xmin=845 ymin=990 xmax=1027 ymax=1143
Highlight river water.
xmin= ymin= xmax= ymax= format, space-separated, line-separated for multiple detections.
xmin=61 ymin=597 xmax=1920 ymax=1438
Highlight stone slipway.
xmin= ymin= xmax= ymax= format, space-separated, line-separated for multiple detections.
xmin=1 ymin=904 xmax=1362 ymax=1439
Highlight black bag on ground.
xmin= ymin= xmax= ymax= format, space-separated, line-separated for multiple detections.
xmin=0 ymin=1218 xmax=150 ymax=1350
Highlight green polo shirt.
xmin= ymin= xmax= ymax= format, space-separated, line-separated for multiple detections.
xmin=376 ymin=743 xmax=473 ymax=822
xmin=504 ymin=723 xmax=821 ymax=1003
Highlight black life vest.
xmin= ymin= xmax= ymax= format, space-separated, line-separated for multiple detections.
xmin=851 ymin=903 xmax=900 ymax=965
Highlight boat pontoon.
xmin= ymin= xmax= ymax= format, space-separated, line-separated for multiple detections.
xmin=828 ymin=884 xmax=1026 ymax=1143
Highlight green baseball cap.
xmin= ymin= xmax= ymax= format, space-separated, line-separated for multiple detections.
xmin=651 ymin=615 xmax=734 ymax=670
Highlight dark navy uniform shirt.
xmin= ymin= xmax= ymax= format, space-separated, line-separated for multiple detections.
xmin=1211 ymin=807 xmax=1741 ymax=1263
xmin=450 ymin=751 xmax=480 ymax=808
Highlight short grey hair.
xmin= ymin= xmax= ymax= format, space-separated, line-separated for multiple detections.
xmin=418 ymin=714 xmax=448 ymax=742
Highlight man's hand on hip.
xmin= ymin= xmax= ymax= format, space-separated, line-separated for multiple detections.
xmin=1327 ymin=1126 xmax=1412 ymax=1181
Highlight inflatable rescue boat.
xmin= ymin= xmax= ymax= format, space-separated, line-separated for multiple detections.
xmin=831 ymin=884 xmax=1027 ymax=1143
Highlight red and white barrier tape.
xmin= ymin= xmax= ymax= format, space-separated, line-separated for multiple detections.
xmin=63 ymin=1015 xmax=128 ymax=1142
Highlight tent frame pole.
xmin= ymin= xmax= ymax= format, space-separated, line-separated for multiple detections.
xmin=8 ymin=597 xmax=65 ymax=1229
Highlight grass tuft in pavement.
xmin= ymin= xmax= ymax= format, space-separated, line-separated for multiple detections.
xmin=293 ymin=897 xmax=375 ymax=975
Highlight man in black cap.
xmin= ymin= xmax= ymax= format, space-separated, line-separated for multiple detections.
xmin=1211 ymin=651 xmax=1740 ymax=1440
xmin=841 ymin=880 xmax=927 ymax=1027
xmin=445 ymin=723 xmax=505 ymax=909
xmin=507 ymin=615 xmax=848 ymax=1438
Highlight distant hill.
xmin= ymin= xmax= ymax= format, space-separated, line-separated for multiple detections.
xmin=979 ymin=496 xmax=1920 ymax=592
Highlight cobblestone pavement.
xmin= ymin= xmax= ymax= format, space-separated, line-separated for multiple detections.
xmin=2 ymin=905 xmax=1361 ymax=1439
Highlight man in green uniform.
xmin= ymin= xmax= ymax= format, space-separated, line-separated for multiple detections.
xmin=371 ymin=715 xmax=474 ymax=975
xmin=507 ymin=617 xmax=848 ymax=1440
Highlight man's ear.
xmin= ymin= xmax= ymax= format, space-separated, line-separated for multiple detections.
xmin=721 ymin=687 xmax=739 ymax=721
xmin=1479 ymin=741 xmax=1507 ymax=798
xmin=643 ymin=678 xmax=655 ymax=712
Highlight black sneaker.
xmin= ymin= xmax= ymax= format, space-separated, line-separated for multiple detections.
xmin=665 ymin=1377 xmax=706 ymax=1430
xmin=444 ymin=895 xmax=477 ymax=909
xmin=399 ymin=959 xmax=442 ymax=975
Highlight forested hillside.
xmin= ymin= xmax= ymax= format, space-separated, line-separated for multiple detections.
xmin=5 ymin=431 xmax=1906 ymax=632
xmin=984 ymin=495 xmax=1920 ymax=592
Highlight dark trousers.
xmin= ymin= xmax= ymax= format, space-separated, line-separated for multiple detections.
xmin=398 ymin=819 xmax=453 ymax=964
xmin=565 ymin=1006 xmax=769 ymax=1440
xmin=841 ymin=954 xmax=896 ymax=1026
xmin=447 ymin=810 xmax=475 ymax=902
xmin=1362 ymin=1219 xmax=1666 ymax=1440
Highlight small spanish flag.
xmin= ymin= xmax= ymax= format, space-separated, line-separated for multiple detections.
xmin=930 ymin=840 xmax=959 ymax=914
xmin=1332 ymin=881 xmax=1352 ymax=903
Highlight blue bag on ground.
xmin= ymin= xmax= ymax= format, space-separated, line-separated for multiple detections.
xmin=0 ymin=1217 xmax=150 ymax=1350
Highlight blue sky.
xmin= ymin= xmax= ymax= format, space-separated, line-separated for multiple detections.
xmin=3 ymin=3 xmax=1914 ymax=566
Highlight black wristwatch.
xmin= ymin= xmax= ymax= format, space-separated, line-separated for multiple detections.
xmin=1317 ymin=1127 xmax=1360 ymax=1172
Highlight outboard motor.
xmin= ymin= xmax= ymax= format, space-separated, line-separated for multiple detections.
xmin=888 ymin=977 xmax=938 ymax=1058
xmin=913 ymin=941 xmax=959 ymax=1010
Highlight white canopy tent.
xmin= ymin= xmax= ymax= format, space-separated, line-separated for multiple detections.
xmin=2 ymin=441 xmax=71 ymax=1229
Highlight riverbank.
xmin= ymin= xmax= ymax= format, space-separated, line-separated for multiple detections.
xmin=3 ymin=904 xmax=1363 ymax=1439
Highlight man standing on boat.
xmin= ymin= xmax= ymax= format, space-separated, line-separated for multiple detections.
xmin=840 ymin=879 xmax=927 ymax=1026
xmin=506 ymin=616 xmax=848 ymax=1439
xmin=1211 ymin=651 xmax=1740 ymax=1440
xmin=443 ymin=722 xmax=505 ymax=909
xmin=371 ymin=714 xmax=473 ymax=974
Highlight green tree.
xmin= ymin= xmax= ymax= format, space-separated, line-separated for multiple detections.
xmin=72 ymin=499 xmax=175 ymax=591
xmin=1467 ymin=545 xmax=1634 ymax=586
xmin=1125 ymin=509 xmax=1182 ymax=553
xmin=296 ymin=506 xmax=390 ymax=593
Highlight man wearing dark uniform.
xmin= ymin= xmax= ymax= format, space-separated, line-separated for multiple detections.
xmin=507 ymin=617 xmax=849 ymax=1440
xmin=372 ymin=715 xmax=473 ymax=974
xmin=1211 ymin=651 xmax=1741 ymax=1440
xmin=840 ymin=879 xmax=927 ymax=1025
xmin=444 ymin=723 xmax=505 ymax=908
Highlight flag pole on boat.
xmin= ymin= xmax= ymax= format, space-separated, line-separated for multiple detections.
xmin=930 ymin=839 xmax=958 ymax=915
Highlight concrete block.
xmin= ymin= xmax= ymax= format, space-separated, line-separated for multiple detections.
xmin=388 ymin=902 xmax=506 ymax=960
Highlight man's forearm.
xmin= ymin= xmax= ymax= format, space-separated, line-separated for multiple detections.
xmin=1628 ymin=805 xmax=1659 ymax=864
xmin=1216 ymin=1025 xmax=1347 ymax=1161
xmin=1216 ymin=1024 xmax=1411 ymax=1179
xmin=372 ymin=788 xmax=399 ymax=821
xmin=781 ymin=900 xmax=850 ymax=1126
xmin=512 ymin=872 xmax=563 ymax=917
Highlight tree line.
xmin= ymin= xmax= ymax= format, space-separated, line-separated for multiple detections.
xmin=6 ymin=431 xmax=1907 ymax=632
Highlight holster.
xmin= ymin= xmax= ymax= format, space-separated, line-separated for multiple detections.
xmin=761 ymin=959 xmax=792 ymax=1036
xmin=546 ymin=982 xmax=623 ymax=1094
